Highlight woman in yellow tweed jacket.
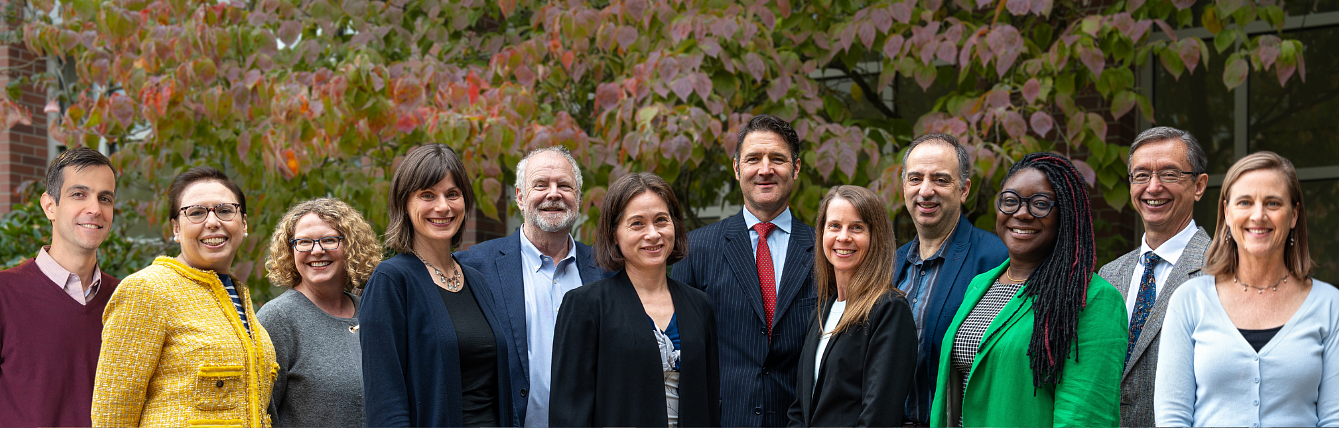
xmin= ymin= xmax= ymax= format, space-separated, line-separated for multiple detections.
xmin=93 ymin=168 xmax=277 ymax=427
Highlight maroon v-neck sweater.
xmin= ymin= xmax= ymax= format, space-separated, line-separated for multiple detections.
xmin=0 ymin=258 xmax=119 ymax=426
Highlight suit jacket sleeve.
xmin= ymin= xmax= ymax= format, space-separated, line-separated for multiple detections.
xmin=359 ymin=268 xmax=413 ymax=427
xmin=550 ymin=288 xmax=600 ymax=427
xmin=1153 ymin=281 xmax=1198 ymax=427
xmin=858 ymin=296 xmax=919 ymax=427
xmin=1053 ymin=276 xmax=1126 ymax=427
xmin=786 ymin=388 xmax=805 ymax=427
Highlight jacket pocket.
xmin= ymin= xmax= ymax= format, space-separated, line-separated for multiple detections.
xmin=194 ymin=365 xmax=244 ymax=411
xmin=186 ymin=418 xmax=244 ymax=427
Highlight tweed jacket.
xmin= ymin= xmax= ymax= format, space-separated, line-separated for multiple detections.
xmin=1096 ymin=227 xmax=1210 ymax=427
xmin=93 ymin=257 xmax=278 ymax=427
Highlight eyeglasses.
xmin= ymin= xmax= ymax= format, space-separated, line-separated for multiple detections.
xmin=179 ymin=203 xmax=242 ymax=223
xmin=1129 ymin=169 xmax=1197 ymax=184
xmin=997 ymin=191 xmax=1055 ymax=218
xmin=291 ymin=236 xmax=345 ymax=252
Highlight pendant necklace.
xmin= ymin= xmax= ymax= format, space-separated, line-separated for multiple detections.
xmin=1235 ymin=274 xmax=1287 ymax=294
xmin=416 ymin=253 xmax=463 ymax=292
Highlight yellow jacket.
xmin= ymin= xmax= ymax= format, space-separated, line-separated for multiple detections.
xmin=93 ymin=257 xmax=277 ymax=427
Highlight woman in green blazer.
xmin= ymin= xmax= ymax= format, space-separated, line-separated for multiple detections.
xmin=930 ymin=153 xmax=1126 ymax=427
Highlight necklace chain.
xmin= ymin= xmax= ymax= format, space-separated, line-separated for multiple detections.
xmin=416 ymin=253 xmax=462 ymax=292
xmin=1235 ymin=274 xmax=1288 ymax=294
xmin=1005 ymin=266 xmax=1028 ymax=283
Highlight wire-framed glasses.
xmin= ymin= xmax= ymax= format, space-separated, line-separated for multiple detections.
xmin=1129 ymin=169 xmax=1196 ymax=184
xmin=291 ymin=236 xmax=345 ymax=252
xmin=997 ymin=191 xmax=1055 ymax=218
xmin=179 ymin=203 xmax=242 ymax=223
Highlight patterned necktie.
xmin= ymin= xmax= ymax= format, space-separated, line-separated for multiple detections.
xmin=754 ymin=222 xmax=778 ymax=336
xmin=1126 ymin=251 xmax=1162 ymax=365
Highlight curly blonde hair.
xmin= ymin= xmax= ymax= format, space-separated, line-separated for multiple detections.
xmin=265 ymin=198 xmax=383 ymax=293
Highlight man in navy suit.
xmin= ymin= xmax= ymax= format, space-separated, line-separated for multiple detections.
xmin=671 ymin=114 xmax=816 ymax=427
xmin=455 ymin=147 xmax=613 ymax=427
xmin=894 ymin=134 xmax=1008 ymax=425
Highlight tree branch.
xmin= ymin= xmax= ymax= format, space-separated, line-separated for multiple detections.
xmin=831 ymin=61 xmax=897 ymax=119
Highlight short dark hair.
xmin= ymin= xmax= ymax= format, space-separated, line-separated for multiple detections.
xmin=1129 ymin=126 xmax=1208 ymax=175
xmin=903 ymin=133 xmax=971 ymax=187
xmin=594 ymin=172 xmax=688 ymax=271
xmin=45 ymin=147 xmax=115 ymax=204
xmin=168 ymin=167 xmax=246 ymax=223
xmin=385 ymin=144 xmax=476 ymax=252
xmin=734 ymin=114 xmax=801 ymax=162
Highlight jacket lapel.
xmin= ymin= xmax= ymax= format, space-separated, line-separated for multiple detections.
xmin=939 ymin=262 xmax=1005 ymax=382
xmin=1107 ymin=250 xmax=1140 ymax=300
xmin=1125 ymin=228 xmax=1211 ymax=377
xmin=723 ymin=213 xmax=769 ymax=326
xmin=574 ymin=242 xmax=606 ymax=284
xmin=972 ymin=263 xmax=1033 ymax=376
xmin=494 ymin=232 xmax=531 ymax=378
xmin=772 ymin=219 xmax=815 ymax=323
xmin=923 ymin=218 xmax=974 ymax=351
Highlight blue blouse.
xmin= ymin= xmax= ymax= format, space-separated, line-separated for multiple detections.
xmin=1154 ymin=276 xmax=1339 ymax=427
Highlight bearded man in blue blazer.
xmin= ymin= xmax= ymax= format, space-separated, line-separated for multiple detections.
xmin=894 ymin=134 xmax=1008 ymax=426
xmin=670 ymin=114 xmax=816 ymax=427
xmin=455 ymin=147 xmax=613 ymax=427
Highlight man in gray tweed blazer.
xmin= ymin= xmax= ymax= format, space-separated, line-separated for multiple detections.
xmin=1098 ymin=126 xmax=1211 ymax=427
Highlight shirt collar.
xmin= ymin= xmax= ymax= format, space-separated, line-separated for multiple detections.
xmin=742 ymin=207 xmax=793 ymax=235
xmin=518 ymin=227 xmax=577 ymax=273
xmin=1140 ymin=219 xmax=1199 ymax=268
xmin=35 ymin=246 xmax=103 ymax=294
xmin=904 ymin=223 xmax=959 ymax=264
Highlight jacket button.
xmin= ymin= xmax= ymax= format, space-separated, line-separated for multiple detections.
xmin=762 ymin=368 xmax=770 ymax=375
xmin=754 ymin=407 xmax=762 ymax=415
xmin=759 ymin=328 xmax=767 ymax=335
xmin=520 ymin=388 xmax=528 ymax=397
xmin=216 ymin=380 xmax=225 ymax=388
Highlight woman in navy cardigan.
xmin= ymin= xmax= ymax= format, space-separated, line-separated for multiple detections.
xmin=360 ymin=144 xmax=518 ymax=427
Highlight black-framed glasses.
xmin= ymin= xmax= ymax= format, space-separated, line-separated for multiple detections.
xmin=291 ymin=236 xmax=345 ymax=252
xmin=1129 ymin=169 xmax=1197 ymax=184
xmin=179 ymin=203 xmax=242 ymax=223
xmin=997 ymin=191 xmax=1055 ymax=218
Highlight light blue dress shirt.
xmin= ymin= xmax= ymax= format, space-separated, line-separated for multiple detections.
xmin=518 ymin=231 xmax=584 ymax=427
xmin=743 ymin=207 xmax=792 ymax=313
xmin=1154 ymin=275 xmax=1339 ymax=427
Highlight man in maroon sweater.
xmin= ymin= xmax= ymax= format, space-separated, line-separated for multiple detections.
xmin=0 ymin=147 xmax=120 ymax=426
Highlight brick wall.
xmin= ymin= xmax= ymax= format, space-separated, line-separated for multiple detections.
xmin=0 ymin=25 xmax=50 ymax=214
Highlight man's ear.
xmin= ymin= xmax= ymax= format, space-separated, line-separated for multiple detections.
xmin=40 ymin=192 xmax=57 ymax=221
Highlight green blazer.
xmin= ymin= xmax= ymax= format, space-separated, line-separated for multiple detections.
xmin=929 ymin=260 xmax=1126 ymax=427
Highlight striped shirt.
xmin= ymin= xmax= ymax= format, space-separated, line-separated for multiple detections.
xmin=219 ymin=274 xmax=250 ymax=333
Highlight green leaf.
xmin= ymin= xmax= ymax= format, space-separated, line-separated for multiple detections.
xmin=1056 ymin=73 xmax=1075 ymax=96
xmin=1203 ymin=6 xmax=1223 ymax=34
xmin=1223 ymin=52 xmax=1249 ymax=90
xmin=1214 ymin=29 xmax=1237 ymax=54
xmin=1103 ymin=182 xmax=1128 ymax=212
xmin=1134 ymin=92 xmax=1155 ymax=122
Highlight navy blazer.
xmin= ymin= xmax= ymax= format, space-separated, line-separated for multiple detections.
xmin=670 ymin=209 xmax=816 ymax=427
xmin=893 ymin=215 xmax=1007 ymax=423
xmin=360 ymin=253 xmax=516 ymax=427
xmin=455 ymin=229 xmax=612 ymax=425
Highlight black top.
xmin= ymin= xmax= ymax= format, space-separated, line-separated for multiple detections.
xmin=1238 ymin=325 xmax=1284 ymax=352
xmin=436 ymin=278 xmax=500 ymax=427
xmin=551 ymin=271 xmax=721 ymax=427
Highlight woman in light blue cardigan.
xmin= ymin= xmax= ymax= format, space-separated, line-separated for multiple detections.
xmin=1154 ymin=152 xmax=1339 ymax=427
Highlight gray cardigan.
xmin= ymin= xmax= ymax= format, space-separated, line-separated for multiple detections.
xmin=256 ymin=289 xmax=365 ymax=427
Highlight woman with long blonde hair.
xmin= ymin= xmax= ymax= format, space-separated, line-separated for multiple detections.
xmin=787 ymin=185 xmax=917 ymax=426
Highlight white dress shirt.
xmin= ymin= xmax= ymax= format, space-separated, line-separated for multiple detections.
xmin=1126 ymin=220 xmax=1199 ymax=321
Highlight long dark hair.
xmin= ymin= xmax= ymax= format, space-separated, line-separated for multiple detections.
xmin=1002 ymin=152 xmax=1096 ymax=389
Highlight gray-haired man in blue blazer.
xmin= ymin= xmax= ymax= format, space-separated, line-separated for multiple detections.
xmin=894 ymin=133 xmax=1008 ymax=426
xmin=455 ymin=147 xmax=613 ymax=427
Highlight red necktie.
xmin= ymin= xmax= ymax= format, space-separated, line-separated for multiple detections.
xmin=754 ymin=222 xmax=778 ymax=335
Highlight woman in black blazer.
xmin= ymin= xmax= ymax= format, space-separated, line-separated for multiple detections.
xmin=551 ymin=172 xmax=720 ymax=427
xmin=787 ymin=185 xmax=918 ymax=427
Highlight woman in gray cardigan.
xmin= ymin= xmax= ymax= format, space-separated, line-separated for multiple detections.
xmin=257 ymin=198 xmax=383 ymax=427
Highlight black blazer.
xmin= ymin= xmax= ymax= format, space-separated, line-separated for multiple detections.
xmin=787 ymin=292 xmax=918 ymax=427
xmin=550 ymin=271 xmax=721 ymax=427
xmin=669 ymin=210 xmax=816 ymax=427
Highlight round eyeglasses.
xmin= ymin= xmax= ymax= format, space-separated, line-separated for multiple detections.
xmin=178 ymin=203 xmax=242 ymax=223
xmin=997 ymin=191 xmax=1055 ymax=218
xmin=291 ymin=236 xmax=345 ymax=252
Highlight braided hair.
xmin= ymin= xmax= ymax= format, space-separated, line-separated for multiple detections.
xmin=1002 ymin=152 xmax=1096 ymax=390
